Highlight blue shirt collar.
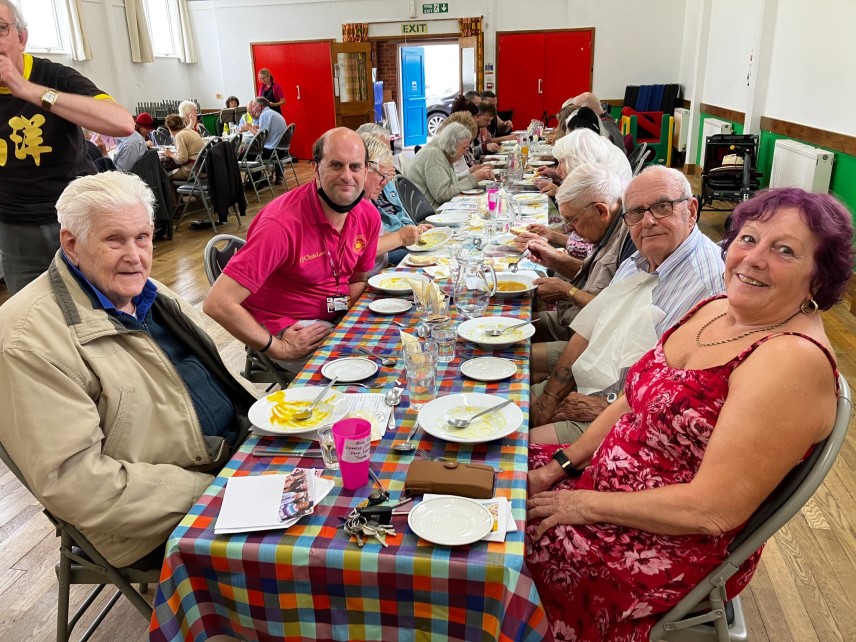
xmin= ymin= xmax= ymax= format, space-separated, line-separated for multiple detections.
xmin=628 ymin=225 xmax=703 ymax=277
xmin=61 ymin=251 xmax=158 ymax=321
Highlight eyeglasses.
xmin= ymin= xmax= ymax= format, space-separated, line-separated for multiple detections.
xmin=562 ymin=202 xmax=597 ymax=228
xmin=622 ymin=197 xmax=689 ymax=226
xmin=368 ymin=162 xmax=395 ymax=183
xmin=0 ymin=22 xmax=14 ymax=37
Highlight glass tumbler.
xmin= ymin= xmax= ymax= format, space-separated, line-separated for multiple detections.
xmin=403 ymin=341 xmax=438 ymax=409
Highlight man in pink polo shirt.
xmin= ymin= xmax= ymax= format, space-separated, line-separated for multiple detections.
xmin=204 ymin=127 xmax=380 ymax=372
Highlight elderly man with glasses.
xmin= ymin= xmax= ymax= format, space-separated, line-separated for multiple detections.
xmin=0 ymin=0 xmax=134 ymax=294
xmin=530 ymin=166 xmax=725 ymax=444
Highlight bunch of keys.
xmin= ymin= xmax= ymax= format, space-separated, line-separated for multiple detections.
xmin=341 ymin=496 xmax=414 ymax=547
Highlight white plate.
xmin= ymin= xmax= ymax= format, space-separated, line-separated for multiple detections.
xmin=477 ymin=180 xmax=493 ymax=187
xmin=248 ymin=387 xmax=348 ymax=436
xmin=487 ymin=160 xmax=507 ymax=166
xmin=482 ymin=154 xmax=508 ymax=160
xmin=461 ymin=188 xmax=484 ymax=195
xmin=408 ymin=497 xmax=493 ymax=546
xmin=417 ymin=392 xmax=524 ymax=444
xmin=368 ymin=272 xmax=428 ymax=294
xmin=493 ymin=272 xmax=537 ymax=299
xmin=512 ymin=193 xmax=547 ymax=204
xmin=494 ymin=233 xmax=523 ymax=253
xmin=461 ymin=357 xmax=518 ymax=382
xmin=404 ymin=254 xmax=438 ymax=267
xmin=405 ymin=227 xmax=454 ymax=252
xmin=528 ymin=159 xmax=556 ymax=166
xmin=321 ymin=357 xmax=378 ymax=382
xmin=369 ymin=298 xmax=413 ymax=314
xmin=425 ymin=211 xmax=470 ymax=227
xmin=457 ymin=316 xmax=536 ymax=349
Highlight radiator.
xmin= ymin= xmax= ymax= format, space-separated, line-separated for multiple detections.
xmin=673 ymin=108 xmax=690 ymax=152
xmin=769 ymin=139 xmax=834 ymax=192
xmin=699 ymin=118 xmax=733 ymax=166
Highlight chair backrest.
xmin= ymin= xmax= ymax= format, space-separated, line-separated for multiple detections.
xmin=627 ymin=142 xmax=650 ymax=176
xmin=180 ymin=138 xmax=216 ymax=188
xmin=277 ymin=123 xmax=295 ymax=152
xmin=151 ymin=127 xmax=172 ymax=147
xmin=394 ymin=175 xmax=435 ymax=223
xmin=650 ymin=372 xmax=852 ymax=640
xmin=240 ymin=129 xmax=267 ymax=162
xmin=203 ymin=234 xmax=246 ymax=285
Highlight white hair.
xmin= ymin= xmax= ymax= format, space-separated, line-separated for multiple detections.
xmin=556 ymin=163 xmax=623 ymax=209
xmin=356 ymin=123 xmax=391 ymax=140
xmin=0 ymin=0 xmax=25 ymax=29
xmin=553 ymin=128 xmax=612 ymax=173
xmin=359 ymin=132 xmax=393 ymax=165
xmin=431 ymin=122 xmax=472 ymax=158
xmin=56 ymin=172 xmax=155 ymax=244
xmin=626 ymin=165 xmax=692 ymax=203
xmin=178 ymin=100 xmax=198 ymax=122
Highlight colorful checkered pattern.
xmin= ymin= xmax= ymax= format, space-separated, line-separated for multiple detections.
xmin=150 ymin=287 xmax=547 ymax=641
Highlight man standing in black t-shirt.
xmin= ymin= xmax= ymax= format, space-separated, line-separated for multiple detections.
xmin=0 ymin=0 xmax=134 ymax=293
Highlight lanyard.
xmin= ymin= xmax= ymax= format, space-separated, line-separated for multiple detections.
xmin=319 ymin=228 xmax=348 ymax=296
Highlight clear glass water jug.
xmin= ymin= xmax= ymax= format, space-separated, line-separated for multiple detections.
xmin=454 ymin=255 xmax=497 ymax=319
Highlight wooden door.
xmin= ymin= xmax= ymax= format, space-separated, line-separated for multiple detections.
xmin=542 ymin=30 xmax=593 ymax=115
xmin=330 ymin=42 xmax=374 ymax=130
xmin=496 ymin=32 xmax=545 ymax=127
xmin=251 ymin=41 xmax=336 ymax=160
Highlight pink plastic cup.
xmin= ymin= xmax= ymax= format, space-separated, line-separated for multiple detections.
xmin=332 ymin=418 xmax=372 ymax=489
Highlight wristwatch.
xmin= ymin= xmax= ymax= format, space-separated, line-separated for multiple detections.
xmin=41 ymin=87 xmax=59 ymax=111
xmin=567 ymin=285 xmax=578 ymax=301
xmin=552 ymin=449 xmax=583 ymax=478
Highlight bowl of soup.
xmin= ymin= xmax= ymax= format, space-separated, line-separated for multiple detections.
xmin=492 ymin=272 xmax=537 ymax=299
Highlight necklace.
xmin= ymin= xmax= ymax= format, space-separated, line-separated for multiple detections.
xmin=695 ymin=310 xmax=801 ymax=347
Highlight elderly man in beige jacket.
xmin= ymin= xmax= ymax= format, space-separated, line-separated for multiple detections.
xmin=0 ymin=172 xmax=258 ymax=569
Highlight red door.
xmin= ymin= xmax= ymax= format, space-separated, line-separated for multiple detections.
xmin=543 ymin=31 xmax=593 ymax=114
xmin=497 ymin=30 xmax=593 ymax=126
xmin=251 ymin=41 xmax=336 ymax=160
xmin=497 ymin=32 xmax=545 ymax=128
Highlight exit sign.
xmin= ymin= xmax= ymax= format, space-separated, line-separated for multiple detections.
xmin=422 ymin=3 xmax=449 ymax=14
xmin=402 ymin=23 xmax=428 ymax=34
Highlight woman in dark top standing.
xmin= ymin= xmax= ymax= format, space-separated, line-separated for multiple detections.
xmin=257 ymin=68 xmax=285 ymax=114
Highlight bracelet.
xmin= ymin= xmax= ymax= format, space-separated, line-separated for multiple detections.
xmin=552 ymin=449 xmax=584 ymax=478
xmin=257 ymin=333 xmax=274 ymax=354
xmin=542 ymin=390 xmax=562 ymax=402
xmin=567 ymin=286 xmax=578 ymax=301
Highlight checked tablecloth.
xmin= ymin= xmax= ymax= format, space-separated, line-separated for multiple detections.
xmin=149 ymin=286 xmax=548 ymax=641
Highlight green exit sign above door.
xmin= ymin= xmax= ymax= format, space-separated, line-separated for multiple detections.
xmin=422 ymin=3 xmax=449 ymax=14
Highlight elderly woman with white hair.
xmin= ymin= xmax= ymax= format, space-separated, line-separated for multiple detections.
xmin=178 ymin=100 xmax=209 ymax=136
xmin=405 ymin=122 xmax=494 ymax=209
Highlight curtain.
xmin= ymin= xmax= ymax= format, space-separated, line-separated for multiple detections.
xmin=342 ymin=23 xmax=369 ymax=43
xmin=458 ymin=17 xmax=482 ymax=37
xmin=176 ymin=0 xmax=197 ymax=64
xmin=124 ymin=0 xmax=154 ymax=63
xmin=63 ymin=0 xmax=91 ymax=61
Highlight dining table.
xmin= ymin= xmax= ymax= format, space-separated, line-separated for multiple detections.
xmin=149 ymin=211 xmax=551 ymax=642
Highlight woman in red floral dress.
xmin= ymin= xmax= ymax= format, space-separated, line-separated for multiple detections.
xmin=526 ymin=188 xmax=853 ymax=642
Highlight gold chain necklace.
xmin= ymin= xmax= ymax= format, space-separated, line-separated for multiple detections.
xmin=695 ymin=310 xmax=801 ymax=348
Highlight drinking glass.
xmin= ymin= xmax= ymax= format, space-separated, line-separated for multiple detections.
xmin=317 ymin=426 xmax=339 ymax=470
xmin=432 ymin=328 xmax=456 ymax=363
xmin=404 ymin=341 xmax=438 ymax=409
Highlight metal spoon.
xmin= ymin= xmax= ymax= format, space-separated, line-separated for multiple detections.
xmin=447 ymin=399 xmax=515 ymax=428
xmin=393 ymin=422 xmax=421 ymax=453
xmin=508 ymin=249 xmax=531 ymax=273
xmin=484 ymin=319 xmax=534 ymax=337
xmin=357 ymin=346 xmax=397 ymax=367
xmin=293 ymin=376 xmax=338 ymax=420
xmin=384 ymin=386 xmax=403 ymax=406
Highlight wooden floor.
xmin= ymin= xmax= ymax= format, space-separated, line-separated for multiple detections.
xmin=1 ymin=168 xmax=855 ymax=641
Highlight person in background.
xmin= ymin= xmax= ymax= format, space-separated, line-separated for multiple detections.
xmin=225 ymin=96 xmax=239 ymax=109
xmin=178 ymin=100 xmax=208 ymax=136
xmin=480 ymin=90 xmax=513 ymax=136
xmin=463 ymin=90 xmax=481 ymax=106
xmin=163 ymin=114 xmax=205 ymax=181
xmin=0 ymin=0 xmax=134 ymax=294
xmin=113 ymin=112 xmax=155 ymax=173
xmin=0 ymin=171 xmax=258 ymax=570
xmin=241 ymin=97 xmax=287 ymax=185
xmin=406 ymin=122 xmax=493 ymax=210
xmin=204 ymin=128 xmax=380 ymax=375
xmin=526 ymin=187 xmax=852 ymax=641
xmin=257 ymin=68 xmax=285 ymax=114
xmin=564 ymin=91 xmax=626 ymax=151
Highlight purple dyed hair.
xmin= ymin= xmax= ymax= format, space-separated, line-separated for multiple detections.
xmin=721 ymin=188 xmax=855 ymax=310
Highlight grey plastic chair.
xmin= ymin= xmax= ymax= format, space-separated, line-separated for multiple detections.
xmin=174 ymin=138 xmax=217 ymax=231
xmin=203 ymin=234 xmax=294 ymax=391
xmin=627 ymin=142 xmax=650 ymax=176
xmin=0 ymin=439 xmax=159 ymax=642
xmin=393 ymin=175 xmax=435 ymax=223
xmin=650 ymin=373 xmax=852 ymax=642
xmin=238 ymin=129 xmax=274 ymax=203
xmin=271 ymin=123 xmax=299 ymax=188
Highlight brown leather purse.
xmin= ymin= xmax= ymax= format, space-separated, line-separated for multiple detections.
xmin=404 ymin=459 xmax=496 ymax=499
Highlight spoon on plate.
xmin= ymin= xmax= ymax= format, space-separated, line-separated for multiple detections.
xmin=293 ymin=376 xmax=338 ymax=420
xmin=357 ymin=346 xmax=397 ymax=367
xmin=393 ymin=421 xmax=421 ymax=453
xmin=447 ymin=399 xmax=514 ymax=428
xmin=508 ymin=249 xmax=531 ymax=273
xmin=484 ymin=319 xmax=535 ymax=337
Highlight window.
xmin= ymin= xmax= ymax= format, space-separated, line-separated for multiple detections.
xmin=144 ymin=0 xmax=182 ymax=58
xmin=20 ymin=0 xmax=69 ymax=54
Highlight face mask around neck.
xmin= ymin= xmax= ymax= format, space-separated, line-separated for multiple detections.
xmin=316 ymin=184 xmax=365 ymax=214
